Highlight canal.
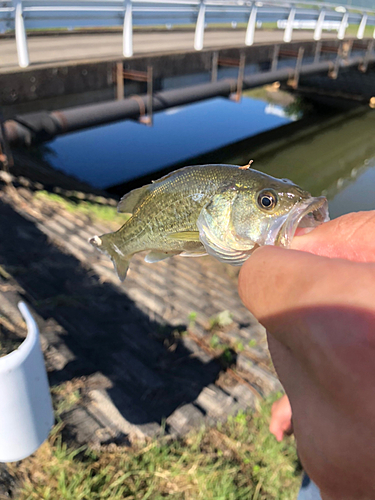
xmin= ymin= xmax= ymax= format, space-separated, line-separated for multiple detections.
xmin=39 ymin=90 xmax=375 ymax=221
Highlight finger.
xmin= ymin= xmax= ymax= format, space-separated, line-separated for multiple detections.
xmin=291 ymin=211 xmax=375 ymax=261
xmin=269 ymin=422 xmax=283 ymax=442
xmin=239 ymin=246 xmax=355 ymax=323
xmin=238 ymin=246 xmax=375 ymax=351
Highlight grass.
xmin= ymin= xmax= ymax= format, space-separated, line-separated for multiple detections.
xmin=345 ymin=24 xmax=374 ymax=37
xmin=34 ymin=190 xmax=128 ymax=227
xmin=9 ymin=389 xmax=301 ymax=500
xmin=27 ymin=187 xmax=301 ymax=499
xmin=209 ymin=310 xmax=234 ymax=330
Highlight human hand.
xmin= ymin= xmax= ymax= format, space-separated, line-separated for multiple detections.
xmin=238 ymin=211 xmax=375 ymax=500
xmin=269 ymin=394 xmax=293 ymax=442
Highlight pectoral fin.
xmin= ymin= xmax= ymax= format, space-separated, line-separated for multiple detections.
xmin=167 ymin=231 xmax=201 ymax=242
xmin=180 ymin=250 xmax=208 ymax=257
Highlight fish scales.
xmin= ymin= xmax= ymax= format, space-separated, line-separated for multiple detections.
xmin=111 ymin=165 xmax=240 ymax=255
xmin=90 ymin=164 xmax=329 ymax=281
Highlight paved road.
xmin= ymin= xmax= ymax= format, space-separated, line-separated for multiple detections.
xmin=0 ymin=29 xmax=339 ymax=72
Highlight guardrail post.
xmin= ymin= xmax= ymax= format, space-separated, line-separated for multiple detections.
xmin=357 ymin=14 xmax=367 ymax=40
xmin=194 ymin=0 xmax=206 ymax=51
xmin=337 ymin=12 xmax=348 ymax=40
xmin=14 ymin=0 xmax=29 ymax=68
xmin=314 ymin=9 xmax=325 ymax=41
xmin=123 ymin=0 xmax=133 ymax=57
xmin=283 ymin=7 xmax=296 ymax=43
xmin=245 ymin=6 xmax=257 ymax=46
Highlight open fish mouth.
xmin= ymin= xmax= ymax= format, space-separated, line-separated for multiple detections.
xmin=272 ymin=196 xmax=330 ymax=248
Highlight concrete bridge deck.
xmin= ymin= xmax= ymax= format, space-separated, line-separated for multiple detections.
xmin=0 ymin=29 xmax=339 ymax=73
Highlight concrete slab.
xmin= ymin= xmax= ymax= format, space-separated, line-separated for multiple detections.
xmin=0 ymin=157 xmax=278 ymax=444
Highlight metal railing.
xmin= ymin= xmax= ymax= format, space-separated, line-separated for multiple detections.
xmin=1 ymin=0 xmax=375 ymax=68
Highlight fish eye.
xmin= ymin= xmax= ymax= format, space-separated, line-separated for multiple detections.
xmin=257 ymin=190 xmax=277 ymax=210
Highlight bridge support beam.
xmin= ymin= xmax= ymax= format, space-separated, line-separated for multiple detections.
xmin=359 ymin=39 xmax=374 ymax=72
xmin=15 ymin=1 xmax=29 ymax=68
xmin=194 ymin=1 xmax=206 ymax=51
xmin=7 ymin=52 xmax=373 ymax=146
xmin=123 ymin=0 xmax=133 ymax=57
xmin=245 ymin=7 xmax=257 ymax=46
xmin=287 ymin=46 xmax=304 ymax=88
xmin=314 ymin=10 xmax=325 ymax=41
xmin=283 ymin=8 xmax=296 ymax=43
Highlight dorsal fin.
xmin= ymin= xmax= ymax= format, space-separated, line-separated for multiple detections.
xmin=117 ymin=185 xmax=151 ymax=214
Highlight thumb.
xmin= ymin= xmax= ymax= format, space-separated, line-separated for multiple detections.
xmin=291 ymin=211 xmax=375 ymax=262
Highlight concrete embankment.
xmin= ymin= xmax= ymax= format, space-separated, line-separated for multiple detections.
xmin=0 ymin=154 xmax=280 ymax=446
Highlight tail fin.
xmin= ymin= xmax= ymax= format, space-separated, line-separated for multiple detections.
xmin=90 ymin=234 xmax=130 ymax=281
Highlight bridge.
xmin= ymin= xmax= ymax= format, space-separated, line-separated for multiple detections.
xmin=1 ymin=1 xmax=375 ymax=145
xmin=1 ymin=0 xmax=375 ymax=69
xmin=1 ymin=29 xmax=339 ymax=72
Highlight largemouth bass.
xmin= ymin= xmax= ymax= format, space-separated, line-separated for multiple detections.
xmin=90 ymin=164 xmax=329 ymax=281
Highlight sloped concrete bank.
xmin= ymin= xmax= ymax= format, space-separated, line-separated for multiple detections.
xmin=0 ymin=163 xmax=281 ymax=448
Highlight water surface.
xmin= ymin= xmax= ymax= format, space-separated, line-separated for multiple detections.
xmin=44 ymin=95 xmax=375 ymax=220
xmin=227 ymin=108 xmax=375 ymax=219
xmin=46 ymin=96 xmax=293 ymax=189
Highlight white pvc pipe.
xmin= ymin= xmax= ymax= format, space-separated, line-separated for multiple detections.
xmin=194 ymin=1 xmax=206 ymax=51
xmin=357 ymin=13 xmax=367 ymax=39
xmin=245 ymin=6 xmax=257 ymax=46
xmin=15 ymin=1 xmax=29 ymax=68
xmin=313 ymin=9 xmax=325 ymax=41
xmin=283 ymin=7 xmax=295 ymax=43
xmin=123 ymin=0 xmax=133 ymax=57
xmin=0 ymin=302 xmax=54 ymax=462
xmin=337 ymin=12 xmax=348 ymax=40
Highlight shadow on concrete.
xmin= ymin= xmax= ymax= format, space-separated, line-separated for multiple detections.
xmin=0 ymin=198 xmax=221 ymax=436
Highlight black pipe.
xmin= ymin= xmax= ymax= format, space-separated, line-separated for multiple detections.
xmin=3 ymin=55 xmax=368 ymax=146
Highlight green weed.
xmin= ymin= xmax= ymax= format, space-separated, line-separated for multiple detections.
xmin=12 ymin=396 xmax=301 ymax=500
xmin=34 ymin=191 xmax=126 ymax=226
xmin=209 ymin=310 xmax=234 ymax=330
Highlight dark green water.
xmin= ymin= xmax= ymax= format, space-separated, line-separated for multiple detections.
xmin=233 ymin=108 xmax=375 ymax=220
xmin=182 ymin=107 xmax=375 ymax=220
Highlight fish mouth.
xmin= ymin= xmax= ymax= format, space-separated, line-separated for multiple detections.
xmin=273 ymin=196 xmax=330 ymax=248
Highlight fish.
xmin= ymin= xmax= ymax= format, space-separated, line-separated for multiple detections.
xmin=90 ymin=164 xmax=329 ymax=281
